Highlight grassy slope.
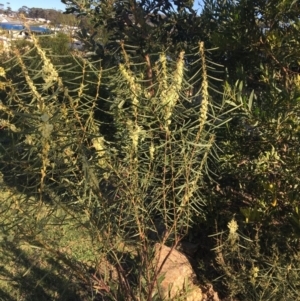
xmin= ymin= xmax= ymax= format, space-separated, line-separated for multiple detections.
xmin=0 ymin=174 xmax=101 ymax=301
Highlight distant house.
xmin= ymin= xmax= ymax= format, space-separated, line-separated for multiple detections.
xmin=35 ymin=18 xmax=51 ymax=24
xmin=0 ymin=15 xmax=8 ymax=22
xmin=37 ymin=18 xmax=47 ymax=23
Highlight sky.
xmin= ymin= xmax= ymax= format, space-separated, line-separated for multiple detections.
xmin=5 ymin=0 xmax=67 ymax=12
xmin=5 ymin=0 xmax=203 ymax=13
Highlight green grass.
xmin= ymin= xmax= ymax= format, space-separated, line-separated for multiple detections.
xmin=0 ymin=175 xmax=103 ymax=301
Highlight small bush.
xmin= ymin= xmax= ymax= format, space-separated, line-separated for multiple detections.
xmin=0 ymin=39 xmax=233 ymax=299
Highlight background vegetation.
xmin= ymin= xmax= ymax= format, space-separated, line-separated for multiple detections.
xmin=0 ymin=0 xmax=300 ymax=300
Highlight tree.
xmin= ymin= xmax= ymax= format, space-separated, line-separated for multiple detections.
xmin=63 ymin=0 xmax=204 ymax=65
xmin=18 ymin=5 xmax=29 ymax=16
xmin=28 ymin=7 xmax=47 ymax=19
xmin=5 ymin=2 xmax=11 ymax=15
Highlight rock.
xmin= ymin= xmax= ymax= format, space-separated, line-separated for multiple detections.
xmin=93 ymin=242 xmax=221 ymax=301
xmin=153 ymin=243 xmax=203 ymax=300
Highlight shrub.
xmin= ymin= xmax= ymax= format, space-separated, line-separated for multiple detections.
xmin=0 ymin=38 xmax=232 ymax=299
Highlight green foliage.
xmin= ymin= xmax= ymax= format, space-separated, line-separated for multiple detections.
xmin=194 ymin=1 xmax=300 ymax=299
xmin=197 ymin=65 xmax=300 ymax=299
xmin=39 ymin=32 xmax=71 ymax=55
xmin=212 ymin=218 xmax=300 ymax=301
xmin=202 ymin=0 xmax=300 ymax=85
xmin=64 ymin=0 xmax=204 ymax=65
